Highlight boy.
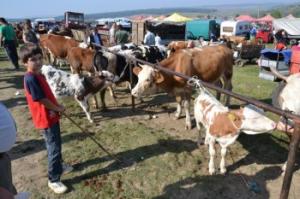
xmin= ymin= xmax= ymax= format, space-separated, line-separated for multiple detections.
xmin=20 ymin=43 xmax=72 ymax=194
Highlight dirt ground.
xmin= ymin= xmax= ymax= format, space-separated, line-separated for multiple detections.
xmin=1 ymin=57 xmax=300 ymax=198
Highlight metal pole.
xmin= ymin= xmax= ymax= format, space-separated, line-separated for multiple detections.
xmin=92 ymin=42 xmax=300 ymax=123
xmin=280 ymin=123 xmax=300 ymax=199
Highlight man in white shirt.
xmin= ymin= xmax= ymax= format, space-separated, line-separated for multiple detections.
xmin=143 ymin=28 xmax=155 ymax=46
xmin=0 ymin=102 xmax=17 ymax=195
xmin=155 ymin=33 xmax=162 ymax=46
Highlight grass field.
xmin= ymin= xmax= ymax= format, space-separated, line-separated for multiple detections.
xmin=1 ymin=47 xmax=299 ymax=199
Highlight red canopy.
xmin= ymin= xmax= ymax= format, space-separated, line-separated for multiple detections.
xmin=257 ymin=14 xmax=274 ymax=22
xmin=235 ymin=15 xmax=257 ymax=22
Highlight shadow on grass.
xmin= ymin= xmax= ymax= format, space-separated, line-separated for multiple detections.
xmin=65 ymin=139 xmax=197 ymax=185
xmin=227 ymin=133 xmax=300 ymax=174
xmin=9 ymin=132 xmax=89 ymax=160
xmin=154 ymin=166 xmax=282 ymax=199
xmin=1 ymin=96 xmax=27 ymax=109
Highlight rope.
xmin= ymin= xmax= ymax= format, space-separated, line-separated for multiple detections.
xmin=62 ymin=112 xmax=122 ymax=163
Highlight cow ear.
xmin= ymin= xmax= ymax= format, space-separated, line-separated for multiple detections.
xmin=133 ymin=66 xmax=142 ymax=75
xmin=154 ymin=71 xmax=164 ymax=84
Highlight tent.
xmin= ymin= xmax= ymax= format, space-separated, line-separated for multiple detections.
xmin=257 ymin=14 xmax=274 ymax=22
xmin=235 ymin=15 xmax=257 ymax=22
xmin=152 ymin=15 xmax=166 ymax=22
xmin=163 ymin=13 xmax=192 ymax=23
xmin=130 ymin=15 xmax=154 ymax=21
xmin=284 ymin=14 xmax=296 ymax=19
xmin=273 ymin=19 xmax=300 ymax=38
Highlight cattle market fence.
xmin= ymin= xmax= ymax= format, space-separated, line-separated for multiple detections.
xmin=92 ymin=43 xmax=300 ymax=199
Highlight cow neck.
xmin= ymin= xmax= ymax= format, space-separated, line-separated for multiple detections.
xmin=155 ymin=56 xmax=187 ymax=93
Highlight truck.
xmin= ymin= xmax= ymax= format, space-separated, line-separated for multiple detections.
xmin=64 ymin=11 xmax=85 ymax=29
xmin=185 ymin=19 xmax=219 ymax=41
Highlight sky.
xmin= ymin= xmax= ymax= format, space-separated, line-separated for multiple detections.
xmin=2 ymin=0 xmax=300 ymax=18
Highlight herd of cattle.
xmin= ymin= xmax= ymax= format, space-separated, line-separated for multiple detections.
xmin=38 ymin=33 xmax=300 ymax=174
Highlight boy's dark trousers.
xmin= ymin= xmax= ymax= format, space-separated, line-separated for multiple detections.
xmin=43 ymin=122 xmax=63 ymax=182
xmin=3 ymin=40 xmax=19 ymax=69
xmin=0 ymin=153 xmax=17 ymax=194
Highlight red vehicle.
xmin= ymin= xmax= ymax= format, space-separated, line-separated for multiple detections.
xmin=256 ymin=24 xmax=273 ymax=43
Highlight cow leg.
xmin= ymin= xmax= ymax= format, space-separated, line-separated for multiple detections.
xmin=208 ymin=138 xmax=216 ymax=175
xmin=174 ymin=96 xmax=182 ymax=119
xmin=184 ymin=99 xmax=192 ymax=130
xmin=100 ymin=89 xmax=107 ymax=110
xmin=75 ymin=97 xmax=93 ymax=123
xmin=196 ymin=121 xmax=205 ymax=146
xmin=223 ymin=77 xmax=233 ymax=106
xmin=93 ymin=96 xmax=99 ymax=109
xmin=215 ymin=79 xmax=223 ymax=100
xmin=220 ymin=145 xmax=227 ymax=174
xmin=108 ymin=85 xmax=118 ymax=105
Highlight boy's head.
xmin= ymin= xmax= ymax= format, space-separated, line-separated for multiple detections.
xmin=19 ymin=43 xmax=43 ymax=73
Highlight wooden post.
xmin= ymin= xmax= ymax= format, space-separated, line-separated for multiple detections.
xmin=280 ymin=122 xmax=300 ymax=199
xmin=129 ymin=62 xmax=135 ymax=110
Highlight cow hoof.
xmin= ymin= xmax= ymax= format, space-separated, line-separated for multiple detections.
xmin=173 ymin=114 xmax=180 ymax=120
xmin=220 ymin=168 xmax=227 ymax=174
xmin=89 ymin=119 xmax=94 ymax=123
xmin=197 ymin=137 xmax=205 ymax=147
xmin=209 ymin=169 xmax=216 ymax=175
xmin=185 ymin=123 xmax=192 ymax=130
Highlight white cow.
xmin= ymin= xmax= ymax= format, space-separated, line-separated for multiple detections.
xmin=270 ymin=69 xmax=300 ymax=172
xmin=194 ymin=83 xmax=276 ymax=174
xmin=41 ymin=65 xmax=116 ymax=123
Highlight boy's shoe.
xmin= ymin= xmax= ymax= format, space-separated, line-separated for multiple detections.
xmin=62 ymin=163 xmax=74 ymax=174
xmin=48 ymin=181 xmax=68 ymax=194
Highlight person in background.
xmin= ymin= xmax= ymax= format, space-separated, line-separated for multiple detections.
xmin=250 ymin=25 xmax=257 ymax=41
xmin=275 ymin=30 xmax=288 ymax=51
xmin=115 ymin=24 xmax=130 ymax=45
xmin=155 ymin=33 xmax=163 ymax=46
xmin=22 ymin=19 xmax=39 ymax=44
xmin=0 ymin=17 xmax=20 ymax=70
xmin=0 ymin=102 xmax=17 ymax=197
xmin=88 ymin=27 xmax=103 ymax=49
xmin=109 ymin=22 xmax=117 ymax=46
xmin=20 ymin=43 xmax=73 ymax=194
xmin=143 ymin=26 xmax=155 ymax=45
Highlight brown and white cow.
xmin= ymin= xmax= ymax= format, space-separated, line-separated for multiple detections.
xmin=194 ymin=84 xmax=276 ymax=174
xmin=131 ymin=45 xmax=233 ymax=129
xmin=67 ymin=47 xmax=118 ymax=108
xmin=40 ymin=34 xmax=87 ymax=65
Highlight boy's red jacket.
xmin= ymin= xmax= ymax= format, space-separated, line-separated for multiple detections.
xmin=24 ymin=72 xmax=59 ymax=129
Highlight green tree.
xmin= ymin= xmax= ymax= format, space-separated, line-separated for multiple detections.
xmin=271 ymin=10 xmax=282 ymax=18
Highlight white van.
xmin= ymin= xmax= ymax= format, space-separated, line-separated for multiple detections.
xmin=220 ymin=20 xmax=251 ymax=37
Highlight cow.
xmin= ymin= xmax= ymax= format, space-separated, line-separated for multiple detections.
xmin=39 ymin=34 xmax=87 ymax=65
xmin=93 ymin=45 xmax=166 ymax=109
xmin=108 ymin=43 xmax=137 ymax=53
xmin=131 ymin=45 xmax=233 ymax=130
xmin=194 ymin=84 xmax=276 ymax=174
xmin=270 ymin=68 xmax=300 ymax=172
xmin=41 ymin=65 xmax=116 ymax=123
xmin=167 ymin=40 xmax=223 ymax=57
xmin=221 ymin=35 xmax=247 ymax=45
